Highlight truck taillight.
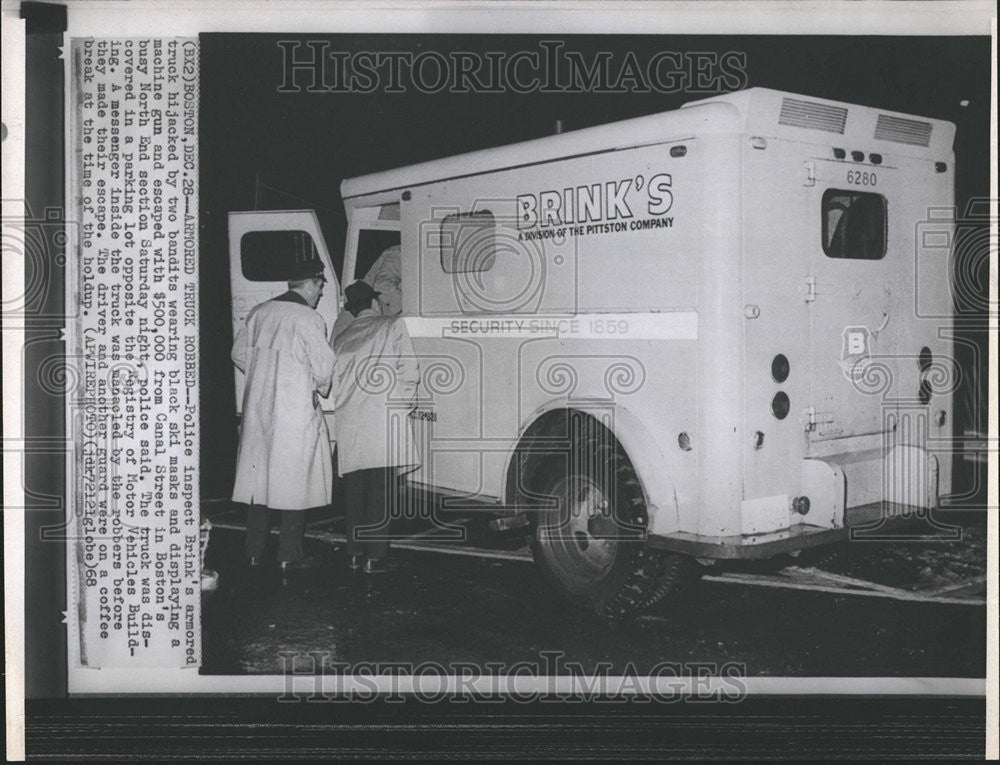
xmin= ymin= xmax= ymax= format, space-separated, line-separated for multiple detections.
xmin=770 ymin=355 xmax=790 ymax=420
xmin=771 ymin=354 xmax=789 ymax=383
xmin=919 ymin=380 xmax=932 ymax=405
xmin=919 ymin=346 xmax=933 ymax=371
xmin=919 ymin=347 xmax=933 ymax=404
xmin=771 ymin=392 xmax=790 ymax=420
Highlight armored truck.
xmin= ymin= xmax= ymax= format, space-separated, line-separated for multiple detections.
xmin=230 ymin=88 xmax=956 ymax=616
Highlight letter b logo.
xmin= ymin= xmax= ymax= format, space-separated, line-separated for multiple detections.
xmin=842 ymin=326 xmax=870 ymax=360
xmin=847 ymin=332 xmax=866 ymax=355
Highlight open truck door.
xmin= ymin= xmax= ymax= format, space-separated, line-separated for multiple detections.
xmin=228 ymin=210 xmax=340 ymax=423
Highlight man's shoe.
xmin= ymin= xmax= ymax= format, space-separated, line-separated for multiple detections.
xmin=348 ymin=553 xmax=365 ymax=572
xmin=280 ymin=555 xmax=320 ymax=572
xmin=363 ymin=557 xmax=398 ymax=575
xmin=247 ymin=556 xmax=264 ymax=568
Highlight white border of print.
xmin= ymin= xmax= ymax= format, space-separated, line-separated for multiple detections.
xmin=2 ymin=7 xmax=28 ymax=761
xmin=2 ymin=1 xmax=996 ymax=759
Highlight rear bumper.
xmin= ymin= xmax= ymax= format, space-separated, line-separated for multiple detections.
xmin=662 ymin=442 xmax=943 ymax=559
xmin=648 ymin=501 xmax=927 ymax=560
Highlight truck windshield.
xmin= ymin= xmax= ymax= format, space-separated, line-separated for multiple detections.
xmin=355 ymin=229 xmax=401 ymax=280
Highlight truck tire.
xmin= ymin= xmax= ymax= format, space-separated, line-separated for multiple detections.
xmin=639 ymin=553 xmax=703 ymax=610
xmin=528 ymin=412 xmax=687 ymax=619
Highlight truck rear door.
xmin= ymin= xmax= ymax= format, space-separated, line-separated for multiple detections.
xmin=806 ymin=161 xmax=901 ymax=442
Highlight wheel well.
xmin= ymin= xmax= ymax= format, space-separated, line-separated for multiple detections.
xmin=504 ymin=408 xmax=645 ymax=511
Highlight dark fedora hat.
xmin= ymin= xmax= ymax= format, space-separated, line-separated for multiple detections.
xmin=344 ymin=280 xmax=381 ymax=313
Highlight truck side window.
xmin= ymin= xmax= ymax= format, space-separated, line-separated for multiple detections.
xmin=440 ymin=210 xmax=496 ymax=273
xmin=355 ymin=229 xmax=401 ymax=280
xmin=240 ymin=230 xmax=318 ymax=281
xmin=822 ymin=189 xmax=887 ymax=260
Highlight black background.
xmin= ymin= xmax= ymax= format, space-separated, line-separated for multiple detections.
xmin=199 ymin=33 xmax=992 ymax=500
xmin=24 ymin=696 xmax=989 ymax=759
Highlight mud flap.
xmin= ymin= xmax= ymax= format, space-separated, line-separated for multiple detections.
xmin=886 ymin=445 xmax=939 ymax=510
xmin=801 ymin=444 xmax=939 ymax=531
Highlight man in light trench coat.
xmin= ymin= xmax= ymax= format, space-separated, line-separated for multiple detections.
xmin=330 ymin=244 xmax=401 ymax=341
xmin=333 ymin=280 xmax=419 ymax=575
xmin=231 ymin=257 xmax=335 ymax=571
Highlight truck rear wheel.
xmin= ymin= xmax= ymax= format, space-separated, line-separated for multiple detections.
xmin=529 ymin=413 xmax=694 ymax=619
xmin=639 ymin=552 xmax=703 ymax=610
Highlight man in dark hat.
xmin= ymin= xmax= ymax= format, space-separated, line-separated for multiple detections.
xmin=232 ymin=256 xmax=335 ymax=571
xmin=333 ymin=280 xmax=420 ymax=574
xmin=329 ymin=244 xmax=403 ymax=343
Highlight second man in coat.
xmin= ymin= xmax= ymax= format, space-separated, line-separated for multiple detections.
xmin=333 ymin=280 xmax=420 ymax=574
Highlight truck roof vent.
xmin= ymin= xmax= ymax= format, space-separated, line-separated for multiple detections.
xmin=874 ymin=114 xmax=932 ymax=146
xmin=778 ymin=97 xmax=848 ymax=134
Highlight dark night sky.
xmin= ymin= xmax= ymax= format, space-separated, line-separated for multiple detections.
xmin=199 ymin=34 xmax=991 ymax=498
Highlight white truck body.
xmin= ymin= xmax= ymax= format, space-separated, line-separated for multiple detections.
xmin=230 ymin=87 xmax=956 ymax=563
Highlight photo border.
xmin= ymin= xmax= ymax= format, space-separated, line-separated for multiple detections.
xmin=4 ymin=0 xmax=997 ymax=759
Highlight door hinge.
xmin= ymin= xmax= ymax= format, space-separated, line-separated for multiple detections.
xmin=803 ymin=161 xmax=816 ymax=187
xmin=805 ymin=275 xmax=817 ymax=303
xmin=804 ymin=406 xmax=816 ymax=432
xmin=804 ymin=406 xmax=836 ymax=434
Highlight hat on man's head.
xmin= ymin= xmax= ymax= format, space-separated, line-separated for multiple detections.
xmin=344 ymin=280 xmax=381 ymax=313
xmin=288 ymin=256 xmax=327 ymax=282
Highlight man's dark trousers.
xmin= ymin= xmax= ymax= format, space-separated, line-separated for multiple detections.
xmin=340 ymin=467 xmax=393 ymax=560
xmin=245 ymin=506 xmax=306 ymax=562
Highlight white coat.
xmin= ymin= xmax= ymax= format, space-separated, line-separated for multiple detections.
xmin=365 ymin=244 xmax=402 ymax=316
xmin=333 ymin=308 xmax=420 ymax=476
xmin=330 ymin=246 xmax=402 ymax=342
xmin=231 ymin=293 xmax=335 ymax=510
